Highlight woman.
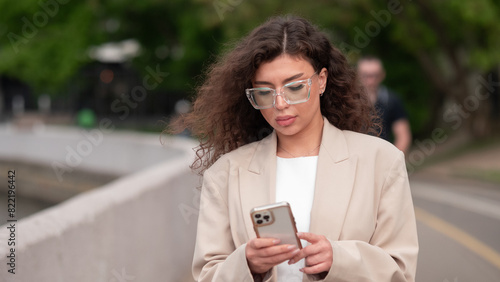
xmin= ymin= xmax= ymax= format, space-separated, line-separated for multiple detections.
xmin=173 ymin=15 xmax=418 ymax=282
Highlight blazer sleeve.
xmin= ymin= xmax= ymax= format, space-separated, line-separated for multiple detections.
xmin=319 ymin=152 xmax=418 ymax=282
xmin=192 ymin=168 xmax=273 ymax=282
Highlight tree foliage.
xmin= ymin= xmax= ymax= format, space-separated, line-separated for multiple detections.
xmin=0 ymin=0 xmax=220 ymax=94
xmin=1 ymin=0 xmax=499 ymax=137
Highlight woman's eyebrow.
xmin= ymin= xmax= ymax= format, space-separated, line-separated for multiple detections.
xmin=254 ymin=73 xmax=304 ymax=85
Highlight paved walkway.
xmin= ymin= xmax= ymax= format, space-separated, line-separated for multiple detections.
xmin=0 ymin=122 xmax=194 ymax=217
xmin=409 ymin=139 xmax=500 ymax=282
xmin=0 ymin=123 xmax=185 ymax=176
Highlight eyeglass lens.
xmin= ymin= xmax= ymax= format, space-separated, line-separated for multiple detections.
xmin=250 ymin=81 xmax=309 ymax=108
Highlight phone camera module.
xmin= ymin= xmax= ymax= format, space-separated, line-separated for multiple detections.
xmin=255 ymin=214 xmax=261 ymax=218
xmin=263 ymin=215 xmax=270 ymax=221
xmin=257 ymin=219 xmax=263 ymax=224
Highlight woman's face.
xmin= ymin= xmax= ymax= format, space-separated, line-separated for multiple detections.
xmin=252 ymin=54 xmax=327 ymax=139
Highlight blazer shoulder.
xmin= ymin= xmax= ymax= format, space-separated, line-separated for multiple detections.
xmin=206 ymin=140 xmax=262 ymax=173
xmin=323 ymin=118 xmax=399 ymax=156
xmin=339 ymin=130 xmax=407 ymax=183
xmin=342 ymin=130 xmax=402 ymax=157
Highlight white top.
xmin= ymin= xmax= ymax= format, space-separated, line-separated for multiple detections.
xmin=275 ymin=156 xmax=318 ymax=282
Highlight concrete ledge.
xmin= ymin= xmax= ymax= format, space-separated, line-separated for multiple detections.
xmin=0 ymin=137 xmax=200 ymax=282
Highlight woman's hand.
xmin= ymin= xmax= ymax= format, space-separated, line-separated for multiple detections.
xmin=288 ymin=232 xmax=333 ymax=275
xmin=246 ymin=238 xmax=300 ymax=274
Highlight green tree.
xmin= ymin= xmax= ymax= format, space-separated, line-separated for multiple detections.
xmin=0 ymin=0 xmax=221 ymax=95
xmin=0 ymin=0 xmax=96 ymax=93
xmin=1 ymin=0 xmax=499 ymax=139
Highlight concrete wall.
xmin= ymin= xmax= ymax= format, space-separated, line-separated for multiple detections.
xmin=0 ymin=135 xmax=201 ymax=282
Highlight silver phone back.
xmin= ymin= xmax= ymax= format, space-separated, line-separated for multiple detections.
xmin=250 ymin=201 xmax=302 ymax=248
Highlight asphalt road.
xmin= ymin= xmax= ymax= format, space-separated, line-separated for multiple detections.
xmin=411 ymin=177 xmax=500 ymax=282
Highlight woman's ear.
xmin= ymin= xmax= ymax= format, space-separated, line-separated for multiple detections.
xmin=319 ymin=67 xmax=328 ymax=92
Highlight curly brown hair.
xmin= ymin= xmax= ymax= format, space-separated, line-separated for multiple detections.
xmin=170 ymin=15 xmax=379 ymax=174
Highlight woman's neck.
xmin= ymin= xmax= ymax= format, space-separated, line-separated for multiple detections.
xmin=277 ymin=118 xmax=324 ymax=158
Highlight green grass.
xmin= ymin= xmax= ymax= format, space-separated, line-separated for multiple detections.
xmin=452 ymin=168 xmax=500 ymax=185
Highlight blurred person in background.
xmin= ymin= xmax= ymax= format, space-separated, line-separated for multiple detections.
xmin=357 ymin=56 xmax=412 ymax=155
xmin=172 ymin=15 xmax=418 ymax=282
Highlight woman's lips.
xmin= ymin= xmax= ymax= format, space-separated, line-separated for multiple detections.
xmin=276 ymin=116 xmax=296 ymax=126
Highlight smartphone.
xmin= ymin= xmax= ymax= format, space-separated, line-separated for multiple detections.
xmin=250 ymin=201 xmax=302 ymax=249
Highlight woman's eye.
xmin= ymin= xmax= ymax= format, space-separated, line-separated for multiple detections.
xmin=257 ymin=90 xmax=272 ymax=96
xmin=288 ymin=84 xmax=305 ymax=91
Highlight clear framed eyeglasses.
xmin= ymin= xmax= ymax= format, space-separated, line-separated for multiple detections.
xmin=245 ymin=73 xmax=317 ymax=109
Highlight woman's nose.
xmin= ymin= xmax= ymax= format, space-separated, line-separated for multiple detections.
xmin=273 ymin=93 xmax=289 ymax=110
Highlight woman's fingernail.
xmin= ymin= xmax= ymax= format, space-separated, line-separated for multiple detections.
xmin=288 ymin=259 xmax=294 ymax=265
xmin=273 ymin=239 xmax=280 ymax=244
xmin=287 ymin=245 xmax=296 ymax=250
xmin=299 ymin=268 xmax=304 ymax=272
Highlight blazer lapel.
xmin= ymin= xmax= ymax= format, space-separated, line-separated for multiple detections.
xmin=238 ymin=119 xmax=357 ymax=241
xmin=239 ymin=131 xmax=278 ymax=239
xmin=309 ymin=119 xmax=357 ymax=241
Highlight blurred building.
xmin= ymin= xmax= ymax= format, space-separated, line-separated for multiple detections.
xmin=0 ymin=76 xmax=36 ymax=118
xmin=1 ymin=39 xmax=186 ymax=128
xmin=70 ymin=39 xmax=184 ymax=124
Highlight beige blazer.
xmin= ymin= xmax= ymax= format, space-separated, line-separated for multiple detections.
xmin=192 ymin=118 xmax=418 ymax=282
